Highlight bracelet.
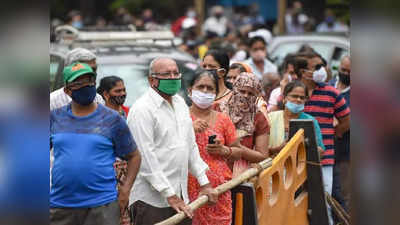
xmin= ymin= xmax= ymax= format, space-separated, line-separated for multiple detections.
xmin=226 ymin=147 xmax=233 ymax=158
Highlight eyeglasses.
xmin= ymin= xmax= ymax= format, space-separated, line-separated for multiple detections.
xmin=151 ymin=71 xmax=182 ymax=78
xmin=288 ymin=94 xmax=307 ymax=101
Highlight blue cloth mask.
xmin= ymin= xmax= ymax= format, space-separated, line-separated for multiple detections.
xmin=285 ymin=101 xmax=304 ymax=114
xmin=71 ymin=85 xmax=96 ymax=106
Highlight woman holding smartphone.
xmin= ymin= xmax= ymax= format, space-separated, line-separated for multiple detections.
xmin=187 ymin=69 xmax=241 ymax=225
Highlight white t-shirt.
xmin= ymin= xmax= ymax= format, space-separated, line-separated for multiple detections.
xmin=268 ymin=87 xmax=282 ymax=111
xmin=50 ymin=87 xmax=105 ymax=111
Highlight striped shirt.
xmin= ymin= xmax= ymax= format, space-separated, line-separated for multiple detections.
xmin=50 ymin=87 xmax=105 ymax=111
xmin=304 ymin=83 xmax=350 ymax=166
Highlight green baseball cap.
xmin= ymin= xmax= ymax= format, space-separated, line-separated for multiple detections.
xmin=63 ymin=62 xmax=96 ymax=83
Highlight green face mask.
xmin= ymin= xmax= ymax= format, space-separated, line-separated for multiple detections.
xmin=157 ymin=78 xmax=181 ymax=96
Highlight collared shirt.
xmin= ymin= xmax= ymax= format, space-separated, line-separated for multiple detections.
xmin=50 ymin=87 xmax=105 ymax=111
xmin=244 ymin=58 xmax=277 ymax=80
xmin=304 ymin=83 xmax=350 ymax=166
xmin=127 ymin=88 xmax=209 ymax=207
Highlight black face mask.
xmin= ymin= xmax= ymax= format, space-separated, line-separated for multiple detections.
xmin=109 ymin=95 xmax=126 ymax=106
xmin=215 ymin=13 xmax=223 ymax=19
xmin=207 ymin=69 xmax=231 ymax=90
xmin=338 ymin=72 xmax=350 ymax=86
xmin=224 ymin=79 xmax=233 ymax=90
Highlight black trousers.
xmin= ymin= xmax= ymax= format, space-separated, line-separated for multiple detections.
xmin=50 ymin=200 xmax=120 ymax=225
xmin=130 ymin=200 xmax=192 ymax=225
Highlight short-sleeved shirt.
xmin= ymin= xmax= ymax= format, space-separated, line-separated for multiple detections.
xmin=304 ymin=83 xmax=350 ymax=166
xmin=50 ymin=104 xmax=136 ymax=208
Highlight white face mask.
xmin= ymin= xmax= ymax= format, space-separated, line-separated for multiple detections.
xmin=190 ymin=90 xmax=216 ymax=109
xmin=312 ymin=67 xmax=328 ymax=83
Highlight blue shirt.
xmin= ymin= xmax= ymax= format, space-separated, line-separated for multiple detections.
xmin=50 ymin=104 xmax=136 ymax=208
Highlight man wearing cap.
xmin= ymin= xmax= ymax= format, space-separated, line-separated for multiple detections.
xmin=50 ymin=63 xmax=141 ymax=225
xmin=50 ymin=47 xmax=104 ymax=111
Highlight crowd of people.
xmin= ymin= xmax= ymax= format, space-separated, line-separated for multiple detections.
xmin=50 ymin=28 xmax=351 ymax=225
xmin=51 ymin=2 xmax=349 ymax=63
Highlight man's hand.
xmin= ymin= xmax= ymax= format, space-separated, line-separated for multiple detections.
xmin=118 ymin=182 xmax=131 ymax=216
xmin=167 ymin=195 xmax=193 ymax=218
xmin=199 ymin=183 xmax=218 ymax=205
xmin=193 ymin=119 xmax=209 ymax=133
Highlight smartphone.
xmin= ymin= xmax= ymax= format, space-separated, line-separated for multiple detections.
xmin=208 ymin=135 xmax=217 ymax=144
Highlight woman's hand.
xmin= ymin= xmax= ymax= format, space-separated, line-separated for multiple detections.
xmin=206 ymin=139 xmax=230 ymax=157
xmin=229 ymin=147 xmax=242 ymax=160
xmin=193 ymin=119 xmax=209 ymax=133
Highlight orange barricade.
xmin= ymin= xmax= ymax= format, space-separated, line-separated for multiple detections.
xmin=255 ymin=129 xmax=309 ymax=225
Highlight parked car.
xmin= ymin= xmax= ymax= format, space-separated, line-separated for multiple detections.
xmin=268 ymin=33 xmax=350 ymax=72
xmin=50 ymin=27 xmax=198 ymax=106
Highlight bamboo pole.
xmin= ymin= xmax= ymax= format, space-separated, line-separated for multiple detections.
xmin=155 ymin=158 xmax=273 ymax=225
xmin=326 ymin=192 xmax=351 ymax=225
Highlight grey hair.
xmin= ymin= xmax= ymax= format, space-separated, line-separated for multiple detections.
xmin=65 ymin=48 xmax=97 ymax=66
xmin=148 ymin=57 xmax=176 ymax=76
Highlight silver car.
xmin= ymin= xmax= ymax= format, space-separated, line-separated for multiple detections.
xmin=268 ymin=33 xmax=350 ymax=71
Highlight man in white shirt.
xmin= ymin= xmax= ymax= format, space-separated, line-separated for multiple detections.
xmin=127 ymin=57 xmax=217 ymax=225
xmin=244 ymin=36 xmax=277 ymax=80
xmin=202 ymin=5 xmax=229 ymax=37
xmin=50 ymin=48 xmax=104 ymax=111
xmin=316 ymin=9 xmax=349 ymax=33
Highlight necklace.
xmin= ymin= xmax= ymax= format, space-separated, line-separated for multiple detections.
xmin=215 ymin=89 xmax=231 ymax=101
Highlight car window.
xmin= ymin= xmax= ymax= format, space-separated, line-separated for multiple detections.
xmin=330 ymin=47 xmax=349 ymax=73
xmin=50 ymin=55 xmax=64 ymax=91
xmin=270 ymin=42 xmax=334 ymax=67
xmin=96 ymin=64 xmax=149 ymax=107
xmin=96 ymin=61 xmax=198 ymax=107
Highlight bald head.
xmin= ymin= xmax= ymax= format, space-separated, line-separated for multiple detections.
xmin=261 ymin=72 xmax=280 ymax=99
xmin=149 ymin=57 xmax=178 ymax=76
xmin=339 ymin=55 xmax=351 ymax=75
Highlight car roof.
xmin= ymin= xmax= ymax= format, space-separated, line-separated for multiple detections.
xmin=50 ymin=42 xmax=196 ymax=65
xmin=268 ymin=33 xmax=350 ymax=52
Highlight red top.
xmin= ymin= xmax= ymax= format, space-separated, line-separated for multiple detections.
xmin=121 ymin=105 xmax=130 ymax=117
xmin=188 ymin=112 xmax=237 ymax=225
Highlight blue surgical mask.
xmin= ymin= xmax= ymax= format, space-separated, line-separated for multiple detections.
xmin=285 ymin=101 xmax=304 ymax=114
xmin=71 ymin=85 xmax=96 ymax=106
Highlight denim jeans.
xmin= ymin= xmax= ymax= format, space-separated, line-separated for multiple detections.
xmin=322 ymin=165 xmax=333 ymax=225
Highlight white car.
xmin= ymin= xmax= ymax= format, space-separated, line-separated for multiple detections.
xmin=268 ymin=33 xmax=350 ymax=72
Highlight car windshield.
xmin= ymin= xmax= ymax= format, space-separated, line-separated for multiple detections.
xmin=96 ymin=64 xmax=149 ymax=107
xmin=270 ymin=42 xmax=334 ymax=66
xmin=96 ymin=61 xmax=198 ymax=106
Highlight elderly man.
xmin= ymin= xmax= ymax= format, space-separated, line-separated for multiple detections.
xmin=50 ymin=48 xmax=104 ymax=110
xmin=127 ymin=58 xmax=217 ymax=225
xmin=257 ymin=72 xmax=280 ymax=116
